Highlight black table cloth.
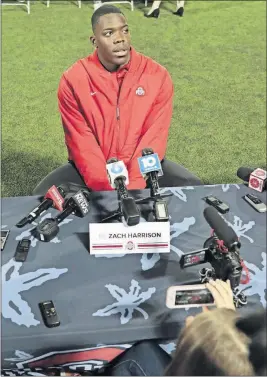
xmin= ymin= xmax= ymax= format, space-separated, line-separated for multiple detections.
xmin=1 ymin=184 xmax=266 ymax=374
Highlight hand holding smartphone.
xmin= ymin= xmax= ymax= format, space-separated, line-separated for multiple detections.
xmin=205 ymin=279 xmax=236 ymax=311
xmin=166 ymin=284 xmax=215 ymax=309
xmin=166 ymin=280 xmax=235 ymax=310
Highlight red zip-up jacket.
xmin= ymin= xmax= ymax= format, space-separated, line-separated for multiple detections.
xmin=58 ymin=47 xmax=174 ymax=191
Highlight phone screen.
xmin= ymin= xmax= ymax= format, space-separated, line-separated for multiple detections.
xmin=1 ymin=230 xmax=9 ymax=251
xmin=156 ymin=202 xmax=167 ymax=218
xmin=175 ymin=289 xmax=214 ymax=305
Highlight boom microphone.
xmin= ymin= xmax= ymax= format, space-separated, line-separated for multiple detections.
xmin=203 ymin=206 xmax=240 ymax=250
xmin=34 ymin=190 xmax=90 ymax=242
xmin=106 ymin=158 xmax=140 ymax=226
xmin=237 ymin=166 xmax=267 ymax=192
xmin=16 ymin=185 xmax=66 ymax=228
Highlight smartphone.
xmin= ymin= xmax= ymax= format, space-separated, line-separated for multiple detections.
xmin=243 ymin=193 xmax=267 ymax=213
xmin=14 ymin=239 xmax=31 ymax=262
xmin=1 ymin=230 xmax=10 ymax=251
xmin=39 ymin=300 xmax=60 ymax=328
xmin=203 ymin=196 xmax=230 ymax=214
xmin=154 ymin=200 xmax=169 ymax=221
xmin=166 ymin=284 xmax=215 ymax=309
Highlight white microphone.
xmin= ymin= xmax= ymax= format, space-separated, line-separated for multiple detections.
xmin=106 ymin=158 xmax=140 ymax=226
xmin=106 ymin=159 xmax=129 ymax=190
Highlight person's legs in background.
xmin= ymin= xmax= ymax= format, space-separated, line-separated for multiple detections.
xmin=145 ymin=0 xmax=185 ymax=18
xmin=159 ymin=159 xmax=203 ymax=187
xmin=32 ymin=158 xmax=203 ymax=196
xmin=144 ymin=0 xmax=161 ymax=17
xmin=32 ymin=162 xmax=85 ymax=196
xmin=173 ymin=0 xmax=185 ymax=16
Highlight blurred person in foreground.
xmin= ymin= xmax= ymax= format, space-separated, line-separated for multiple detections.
xmin=106 ymin=280 xmax=264 ymax=376
xmin=33 ymin=4 xmax=202 ymax=196
xmin=145 ymin=1 xmax=185 ymax=18
xmin=236 ymin=308 xmax=267 ymax=376
xmin=165 ymin=279 xmax=254 ymax=375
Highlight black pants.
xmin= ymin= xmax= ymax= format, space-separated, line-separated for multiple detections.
xmin=32 ymin=160 xmax=203 ymax=196
xmin=103 ymin=340 xmax=171 ymax=376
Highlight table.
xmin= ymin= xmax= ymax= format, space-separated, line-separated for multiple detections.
xmin=1 ymin=184 xmax=266 ymax=375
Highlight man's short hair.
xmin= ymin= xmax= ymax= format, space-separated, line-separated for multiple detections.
xmin=91 ymin=5 xmax=125 ymax=32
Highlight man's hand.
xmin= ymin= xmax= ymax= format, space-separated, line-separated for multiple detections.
xmin=206 ymin=279 xmax=236 ymax=311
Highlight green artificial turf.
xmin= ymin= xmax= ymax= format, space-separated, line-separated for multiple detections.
xmin=1 ymin=0 xmax=266 ymax=197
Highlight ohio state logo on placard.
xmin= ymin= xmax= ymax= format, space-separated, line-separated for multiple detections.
xmin=125 ymin=241 xmax=135 ymax=251
xmin=136 ymin=87 xmax=145 ymax=96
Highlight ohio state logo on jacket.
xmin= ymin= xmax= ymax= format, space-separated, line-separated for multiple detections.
xmin=136 ymin=87 xmax=145 ymax=96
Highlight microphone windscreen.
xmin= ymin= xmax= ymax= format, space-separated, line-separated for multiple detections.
xmin=203 ymin=206 xmax=238 ymax=249
xmin=142 ymin=148 xmax=154 ymax=156
xmin=237 ymin=167 xmax=254 ymax=182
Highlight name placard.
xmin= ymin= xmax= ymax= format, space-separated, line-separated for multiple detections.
xmin=89 ymin=222 xmax=170 ymax=255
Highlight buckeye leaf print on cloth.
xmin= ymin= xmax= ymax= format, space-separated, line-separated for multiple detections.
xmin=221 ymin=184 xmax=240 ymax=192
xmin=207 ymin=184 xmax=240 ymax=192
xmin=5 ymin=350 xmax=34 ymax=362
xmin=224 ymin=215 xmax=255 ymax=243
xmin=93 ymin=279 xmax=156 ymax=324
xmin=160 ymin=187 xmax=194 ymax=203
xmin=2 ymin=259 xmax=68 ymax=327
xmin=140 ymin=217 xmax=196 ymax=270
xmin=243 ymin=252 xmax=266 ymax=307
xmin=170 ymin=217 xmax=196 ymax=257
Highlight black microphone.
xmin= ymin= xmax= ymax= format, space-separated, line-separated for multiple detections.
xmin=106 ymin=158 xmax=140 ymax=226
xmin=34 ymin=190 xmax=90 ymax=242
xmin=237 ymin=167 xmax=254 ymax=183
xmin=16 ymin=185 xmax=67 ymax=228
xmin=203 ymin=206 xmax=240 ymax=250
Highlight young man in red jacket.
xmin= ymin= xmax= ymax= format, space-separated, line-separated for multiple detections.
xmin=33 ymin=5 xmax=202 ymax=195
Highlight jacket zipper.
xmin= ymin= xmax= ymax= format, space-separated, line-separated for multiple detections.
xmin=116 ymin=82 xmax=123 ymax=156
xmin=116 ymin=106 xmax=120 ymax=120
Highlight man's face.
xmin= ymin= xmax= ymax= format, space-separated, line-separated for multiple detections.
xmin=91 ymin=13 xmax=131 ymax=70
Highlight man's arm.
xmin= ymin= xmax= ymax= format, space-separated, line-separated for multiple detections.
xmin=58 ymin=75 xmax=111 ymax=191
xmin=127 ymin=69 xmax=174 ymax=190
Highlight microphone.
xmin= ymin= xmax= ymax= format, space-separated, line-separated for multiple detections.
xmin=16 ymin=185 xmax=67 ymax=228
xmin=203 ymin=206 xmax=240 ymax=250
xmin=138 ymin=148 xmax=163 ymax=197
xmin=237 ymin=166 xmax=267 ymax=192
xmin=106 ymin=158 xmax=140 ymax=226
xmin=34 ymin=190 xmax=90 ymax=242
xmin=137 ymin=148 xmax=171 ymax=222
xmin=106 ymin=158 xmax=129 ymax=196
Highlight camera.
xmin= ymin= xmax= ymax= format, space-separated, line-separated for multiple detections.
xmin=180 ymin=234 xmax=247 ymax=307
